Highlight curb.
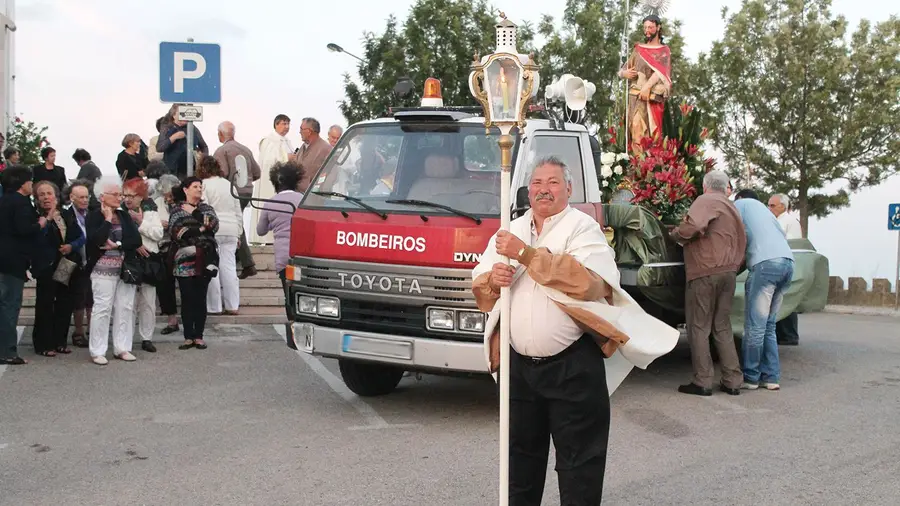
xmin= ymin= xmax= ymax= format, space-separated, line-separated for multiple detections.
xmin=823 ymin=305 xmax=900 ymax=318
xmin=15 ymin=323 xmax=284 ymax=346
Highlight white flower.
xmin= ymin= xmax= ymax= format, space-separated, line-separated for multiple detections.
xmin=613 ymin=165 xmax=623 ymax=175
xmin=600 ymin=164 xmax=613 ymax=178
xmin=600 ymin=152 xmax=616 ymax=166
xmin=602 ymin=180 xmax=609 ymax=187
xmin=617 ymin=153 xmax=630 ymax=162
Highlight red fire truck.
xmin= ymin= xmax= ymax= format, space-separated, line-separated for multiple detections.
xmin=280 ymin=79 xmax=683 ymax=396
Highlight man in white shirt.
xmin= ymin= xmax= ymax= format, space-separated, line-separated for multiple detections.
xmin=250 ymin=114 xmax=296 ymax=244
xmin=472 ymin=157 xmax=614 ymax=505
xmin=768 ymin=193 xmax=801 ymax=345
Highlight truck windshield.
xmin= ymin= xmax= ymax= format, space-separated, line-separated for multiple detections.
xmin=302 ymin=123 xmax=506 ymax=216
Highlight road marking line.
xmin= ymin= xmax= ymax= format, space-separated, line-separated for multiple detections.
xmin=0 ymin=327 xmax=25 ymax=381
xmin=273 ymin=324 xmax=419 ymax=430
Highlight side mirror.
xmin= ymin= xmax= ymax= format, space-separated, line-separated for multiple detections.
xmin=515 ymin=187 xmax=529 ymax=209
xmin=234 ymin=154 xmax=249 ymax=188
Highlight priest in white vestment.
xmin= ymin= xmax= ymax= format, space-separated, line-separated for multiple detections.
xmin=250 ymin=114 xmax=295 ymax=244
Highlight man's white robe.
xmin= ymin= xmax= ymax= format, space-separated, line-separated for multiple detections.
xmin=249 ymin=132 xmax=295 ymax=244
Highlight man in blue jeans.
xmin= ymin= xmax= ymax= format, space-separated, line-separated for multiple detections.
xmin=733 ymin=189 xmax=794 ymax=391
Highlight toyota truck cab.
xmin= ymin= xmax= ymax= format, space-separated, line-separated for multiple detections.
xmin=283 ymin=81 xmax=637 ymax=396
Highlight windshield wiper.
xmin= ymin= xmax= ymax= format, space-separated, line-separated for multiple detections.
xmin=386 ymin=199 xmax=482 ymax=225
xmin=312 ymin=191 xmax=387 ymax=220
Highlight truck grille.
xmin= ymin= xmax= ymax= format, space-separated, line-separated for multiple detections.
xmin=340 ymin=300 xmax=425 ymax=333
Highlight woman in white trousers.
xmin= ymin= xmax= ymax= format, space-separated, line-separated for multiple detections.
xmin=197 ymin=156 xmax=243 ymax=315
xmin=123 ymin=176 xmax=165 ymax=353
xmin=85 ymin=176 xmax=143 ymax=365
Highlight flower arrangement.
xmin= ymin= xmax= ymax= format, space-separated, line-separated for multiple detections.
xmin=626 ymin=135 xmax=698 ymax=225
xmin=661 ymin=101 xmax=717 ymax=196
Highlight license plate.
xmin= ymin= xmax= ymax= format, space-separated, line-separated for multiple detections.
xmin=341 ymin=334 xmax=413 ymax=361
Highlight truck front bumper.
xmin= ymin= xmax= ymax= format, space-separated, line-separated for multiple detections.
xmin=289 ymin=322 xmax=490 ymax=374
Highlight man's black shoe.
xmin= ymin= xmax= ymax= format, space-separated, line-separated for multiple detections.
xmin=142 ymin=340 xmax=157 ymax=353
xmin=678 ymin=383 xmax=712 ymax=396
xmin=719 ymin=384 xmax=740 ymax=396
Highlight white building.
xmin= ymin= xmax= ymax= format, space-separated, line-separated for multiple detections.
xmin=0 ymin=0 xmax=15 ymax=136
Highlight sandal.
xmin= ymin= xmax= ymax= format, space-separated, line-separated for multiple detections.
xmin=55 ymin=347 xmax=73 ymax=355
xmin=178 ymin=341 xmax=195 ymax=350
xmin=37 ymin=350 xmax=57 ymax=357
xmin=160 ymin=324 xmax=180 ymax=335
xmin=72 ymin=334 xmax=88 ymax=348
xmin=1 ymin=356 xmax=28 ymax=365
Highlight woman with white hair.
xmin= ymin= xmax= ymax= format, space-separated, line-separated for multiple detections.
xmin=85 ymin=175 xmax=143 ymax=365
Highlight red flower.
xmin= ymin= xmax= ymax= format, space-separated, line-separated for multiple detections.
xmin=679 ymin=103 xmax=694 ymax=116
xmin=703 ymin=157 xmax=717 ymax=170
xmin=686 ymin=144 xmax=699 ymax=156
xmin=14 ymin=116 xmax=21 ymax=123
xmin=700 ymin=127 xmax=709 ymax=140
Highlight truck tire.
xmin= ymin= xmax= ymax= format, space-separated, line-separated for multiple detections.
xmin=338 ymin=359 xmax=405 ymax=397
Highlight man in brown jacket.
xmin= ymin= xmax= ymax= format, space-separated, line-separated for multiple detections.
xmin=213 ymin=121 xmax=262 ymax=278
xmin=297 ymin=118 xmax=332 ymax=192
xmin=670 ymin=170 xmax=747 ymax=396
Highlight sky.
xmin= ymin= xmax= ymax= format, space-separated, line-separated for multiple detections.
xmin=7 ymin=0 xmax=899 ymax=284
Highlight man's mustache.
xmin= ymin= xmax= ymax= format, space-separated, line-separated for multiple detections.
xmin=535 ymin=192 xmax=554 ymax=201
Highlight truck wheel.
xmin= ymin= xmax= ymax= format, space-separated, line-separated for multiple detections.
xmin=338 ymin=359 xmax=405 ymax=397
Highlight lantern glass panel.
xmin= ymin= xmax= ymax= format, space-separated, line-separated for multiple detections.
xmin=484 ymin=57 xmax=522 ymax=123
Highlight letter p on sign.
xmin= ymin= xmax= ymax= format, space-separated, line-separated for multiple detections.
xmin=159 ymin=42 xmax=221 ymax=104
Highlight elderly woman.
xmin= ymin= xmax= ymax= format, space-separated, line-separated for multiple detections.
xmin=196 ymin=156 xmax=243 ymax=315
xmin=153 ymin=174 xmax=182 ymax=335
xmin=64 ymin=180 xmax=94 ymax=348
xmin=169 ymin=177 xmax=219 ymax=349
xmin=116 ymin=133 xmax=148 ymax=180
xmin=31 ymin=181 xmax=84 ymax=357
xmin=257 ymin=161 xmax=305 ymax=319
xmin=123 ymin=177 xmax=165 ymax=353
xmin=86 ymin=176 xmax=143 ymax=365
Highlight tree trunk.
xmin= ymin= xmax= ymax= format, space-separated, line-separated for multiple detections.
xmin=798 ymin=176 xmax=809 ymax=239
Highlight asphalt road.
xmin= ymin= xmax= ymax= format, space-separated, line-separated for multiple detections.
xmin=1 ymin=313 xmax=899 ymax=506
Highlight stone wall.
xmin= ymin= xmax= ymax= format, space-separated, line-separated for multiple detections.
xmin=828 ymin=277 xmax=899 ymax=307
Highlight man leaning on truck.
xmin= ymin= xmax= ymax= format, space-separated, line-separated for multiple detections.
xmin=670 ymin=170 xmax=747 ymax=397
xmin=472 ymin=156 xmax=616 ymax=505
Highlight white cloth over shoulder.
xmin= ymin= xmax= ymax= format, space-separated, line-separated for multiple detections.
xmin=473 ymin=207 xmax=680 ymax=380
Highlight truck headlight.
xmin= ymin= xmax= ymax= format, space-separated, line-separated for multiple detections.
xmin=317 ymin=297 xmax=340 ymax=318
xmin=458 ymin=311 xmax=485 ymax=333
xmin=427 ymin=308 xmax=455 ymax=330
xmin=297 ymin=295 xmax=317 ymax=314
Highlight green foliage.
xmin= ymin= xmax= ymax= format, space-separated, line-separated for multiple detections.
xmin=339 ymin=0 xmax=535 ymax=125
xmin=692 ymin=0 xmax=900 ymax=235
xmin=6 ymin=116 xmax=50 ymax=166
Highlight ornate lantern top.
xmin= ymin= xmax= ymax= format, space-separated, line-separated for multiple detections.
xmin=495 ymin=12 xmax=518 ymax=53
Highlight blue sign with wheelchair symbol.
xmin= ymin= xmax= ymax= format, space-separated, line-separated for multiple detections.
xmin=889 ymin=204 xmax=900 ymax=231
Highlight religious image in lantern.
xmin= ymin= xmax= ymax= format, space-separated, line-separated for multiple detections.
xmin=486 ymin=57 xmax=521 ymax=123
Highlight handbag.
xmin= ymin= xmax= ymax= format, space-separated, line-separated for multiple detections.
xmin=140 ymin=252 xmax=165 ymax=286
xmin=52 ymin=257 xmax=78 ymax=286
xmin=120 ymin=253 xmax=143 ymax=285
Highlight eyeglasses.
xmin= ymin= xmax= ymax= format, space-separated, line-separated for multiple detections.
xmin=124 ymin=194 xmax=139 ymax=199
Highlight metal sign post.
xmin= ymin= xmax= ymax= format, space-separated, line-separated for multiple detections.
xmin=177 ymin=104 xmax=204 ymax=177
xmin=888 ymin=203 xmax=900 ymax=309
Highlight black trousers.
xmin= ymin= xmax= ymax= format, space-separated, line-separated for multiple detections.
xmin=178 ymin=276 xmax=211 ymax=340
xmin=33 ymin=274 xmax=75 ymax=353
xmin=157 ymin=259 xmax=178 ymax=316
xmin=236 ymin=199 xmax=255 ymax=271
xmin=776 ymin=312 xmax=799 ymax=344
xmin=509 ymin=335 xmax=610 ymax=506
xmin=278 ymin=269 xmax=291 ymax=320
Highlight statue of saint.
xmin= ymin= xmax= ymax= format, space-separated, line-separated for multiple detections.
xmin=618 ymin=14 xmax=672 ymax=153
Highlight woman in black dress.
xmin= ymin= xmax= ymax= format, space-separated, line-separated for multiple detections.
xmin=116 ymin=133 xmax=148 ymax=180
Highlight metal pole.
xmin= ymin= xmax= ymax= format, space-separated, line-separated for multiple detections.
xmin=497 ymin=129 xmax=514 ymax=506
xmin=623 ymin=0 xmax=630 ymax=152
xmin=895 ymin=231 xmax=899 ymax=310
xmin=186 ymin=117 xmax=194 ymax=177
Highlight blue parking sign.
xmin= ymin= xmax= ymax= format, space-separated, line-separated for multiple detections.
xmin=159 ymin=42 xmax=221 ymax=103
xmin=889 ymin=204 xmax=900 ymax=231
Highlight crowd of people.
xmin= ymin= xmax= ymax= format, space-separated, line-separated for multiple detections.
xmin=0 ymin=107 xmax=344 ymax=366
xmin=670 ymin=170 xmax=801 ymax=396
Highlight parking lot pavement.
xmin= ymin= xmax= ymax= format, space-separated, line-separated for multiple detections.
xmin=1 ymin=313 xmax=899 ymax=505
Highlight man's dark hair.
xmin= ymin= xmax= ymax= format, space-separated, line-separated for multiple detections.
xmin=3 ymin=146 xmax=19 ymax=160
xmin=273 ymin=114 xmax=291 ymax=128
xmin=302 ymin=117 xmax=321 ymax=134
xmin=642 ymin=14 xmax=664 ymax=44
xmin=40 ymin=146 xmax=56 ymax=160
xmin=270 ymin=161 xmax=305 ymax=193
xmin=734 ymin=189 xmax=760 ymax=201
xmin=0 ymin=165 xmax=33 ymax=194
xmin=145 ymin=160 xmax=168 ymax=179
xmin=72 ymin=148 xmax=91 ymax=163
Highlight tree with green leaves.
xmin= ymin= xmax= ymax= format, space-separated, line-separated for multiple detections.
xmin=339 ymin=0 xmax=535 ymax=125
xmin=692 ymin=0 xmax=900 ymax=236
xmin=6 ymin=116 xmax=51 ymax=166
xmin=538 ymin=0 xmax=690 ymax=128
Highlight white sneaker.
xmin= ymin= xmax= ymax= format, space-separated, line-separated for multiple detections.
xmin=115 ymin=352 xmax=137 ymax=362
xmin=740 ymin=382 xmax=759 ymax=390
xmin=760 ymin=382 xmax=780 ymax=391
xmin=92 ymin=356 xmax=108 ymax=366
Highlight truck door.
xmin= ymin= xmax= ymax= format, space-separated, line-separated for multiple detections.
xmin=514 ymin=132 xmax=588 ymax=203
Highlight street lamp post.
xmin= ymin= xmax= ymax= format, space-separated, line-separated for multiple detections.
xmin=326 ymin=42 xmax=366 ymax=64
xmin=468 ymin=13 xmax=539 ymax=506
